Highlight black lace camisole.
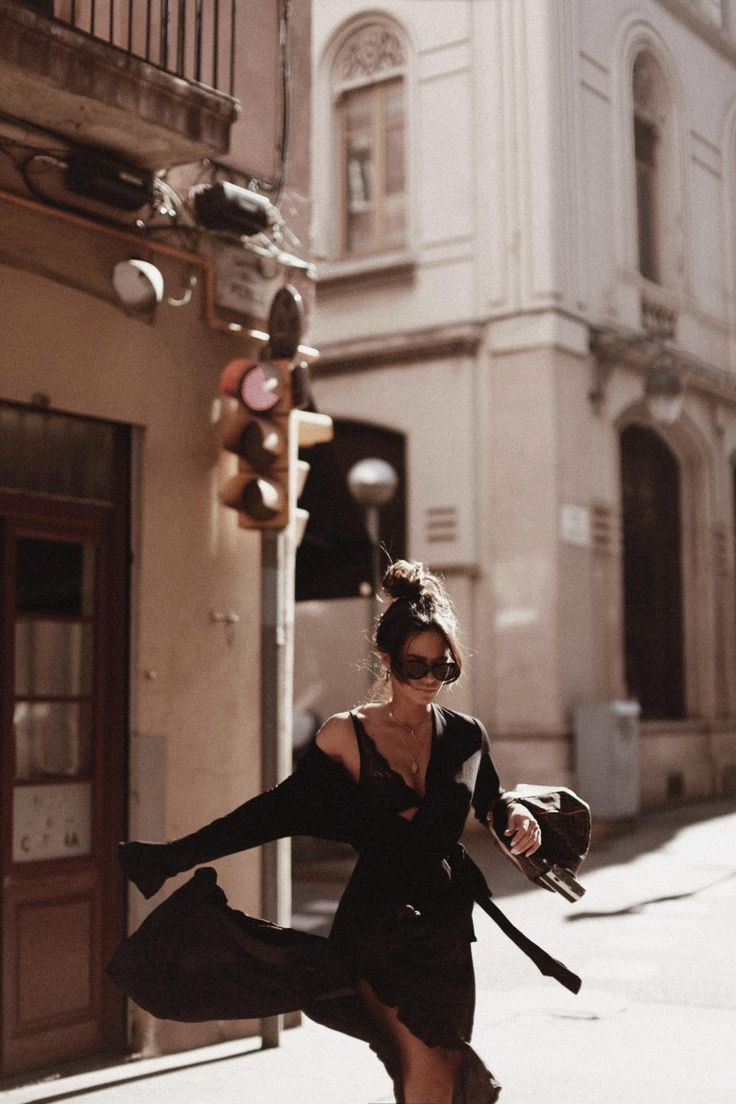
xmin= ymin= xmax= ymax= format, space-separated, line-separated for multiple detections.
xmin=349 ymin=710 xmax=427 ymax=814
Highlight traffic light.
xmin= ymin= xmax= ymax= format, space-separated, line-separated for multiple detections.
xmin=217 ymin=285 xmax=332 ymax=535
xmin=218 ymin=355 xmax=292 ymax=529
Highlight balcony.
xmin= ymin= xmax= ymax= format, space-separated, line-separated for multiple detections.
xmin=0 ymin=1 xmax=240 ymax=169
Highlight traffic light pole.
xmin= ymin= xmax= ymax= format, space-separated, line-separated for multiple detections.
xmin=218 ymin=287 xmax=326 ymax=1049
xmin=259 ymin=528 xmax=294 ymax=1048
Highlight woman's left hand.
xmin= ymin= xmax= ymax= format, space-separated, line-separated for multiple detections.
xmin=504 ymin=804 xmax=542 ymax=856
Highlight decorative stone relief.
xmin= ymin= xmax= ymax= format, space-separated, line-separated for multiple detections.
xmin=336 ymin=23 xmax=405 ymax=83
xmin=641 ymin=294 xmax=678 ymax=341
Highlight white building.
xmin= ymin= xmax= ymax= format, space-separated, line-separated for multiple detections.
xmin=303 ymin=0 xmax=736 ymax=811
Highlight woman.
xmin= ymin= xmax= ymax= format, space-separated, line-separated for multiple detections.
xmin=115 ymin=560 xmax=543 ymax=1104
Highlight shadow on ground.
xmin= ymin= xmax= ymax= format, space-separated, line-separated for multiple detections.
xmin=466 ymin=797 xmax=736 ymax=899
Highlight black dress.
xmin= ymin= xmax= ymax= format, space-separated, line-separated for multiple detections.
xmin=110 ymin=705 xmax=581 ymax=1103
xmin=329 ymin=711 xmax=478 ymax=1049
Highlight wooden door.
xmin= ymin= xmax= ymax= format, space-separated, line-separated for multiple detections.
xmin=1 ymin=492 xmax=127 ymax=1076
xmin=620 ymin=424 xmax=685 ymax=720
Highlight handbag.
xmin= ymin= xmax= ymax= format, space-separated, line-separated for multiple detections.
xmin=489 ymin=785 xmax=591 ymax=902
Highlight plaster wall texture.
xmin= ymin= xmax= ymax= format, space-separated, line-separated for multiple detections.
xmin=313 ymin=355 xmax=480 ymax=569
xmin=0 ymin=0 xmax=313 ymax=1060
xmin=309 ymin=359 xmax=478 ymax=720
xmin=0 ymin=253 xmax=263 ymax=846
xmin=0 ymin=249 xmax=263 ymax=1053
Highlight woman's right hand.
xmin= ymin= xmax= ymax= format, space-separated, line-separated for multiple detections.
xmin=504 ymin=804 xmax=542 ymax=857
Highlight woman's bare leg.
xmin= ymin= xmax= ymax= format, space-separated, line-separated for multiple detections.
xmin=357 ymin=978 xmax=461 ymax=1104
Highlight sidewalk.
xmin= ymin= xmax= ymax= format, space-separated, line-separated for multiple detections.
xmin=4 ymin=799 xmax=735 ymax=1104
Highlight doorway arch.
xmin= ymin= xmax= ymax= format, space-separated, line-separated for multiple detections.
xmin=295 ymin=419 xmax=406 ymax=602
xmin=620 ymin=423 xmax=685 ymax=719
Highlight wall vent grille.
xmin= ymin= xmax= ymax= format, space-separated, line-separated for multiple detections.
xmin=591 ymin=502 xmax=619 ymax=556
xmin=425 ymin=506 xmax=458 ymax=544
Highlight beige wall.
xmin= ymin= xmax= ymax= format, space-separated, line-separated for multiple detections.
xmin=0 ymin=236 xmax=265 ymax=1051
xmin=485 ymin=347 xmax=562 ymax=737
xmin=0 ymin=0 xmax=313 ymax=1056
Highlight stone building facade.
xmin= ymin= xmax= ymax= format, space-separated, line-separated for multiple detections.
xmin=305 ymin=0 xmax=736 ymax=813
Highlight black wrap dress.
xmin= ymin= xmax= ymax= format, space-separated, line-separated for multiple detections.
xmin=329 ymin=709 xmax=480 ymax=1049
xmin=110 ymin=705 xmax=581 ymax=1104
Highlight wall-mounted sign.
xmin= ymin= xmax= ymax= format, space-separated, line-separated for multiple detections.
xmin=213 ymin=244 xmax=281 ymax=324
xmin=560 ymin=504 xmax=591 ymax=548
xmin=13 ymin=783 xmax=92 ymax=863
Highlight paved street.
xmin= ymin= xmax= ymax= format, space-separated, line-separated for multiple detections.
xmin=4 ymin=799 xmax=735 ymax=1104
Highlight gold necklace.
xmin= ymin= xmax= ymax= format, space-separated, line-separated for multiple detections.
xmin=388 ymin=711 xmax=425 ymax=775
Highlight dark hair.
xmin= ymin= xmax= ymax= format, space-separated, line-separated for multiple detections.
xmin=375 ymin=560 xmax=463 ymax=682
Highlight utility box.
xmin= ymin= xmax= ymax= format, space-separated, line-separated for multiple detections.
xmin=574 ymin=700 xmax=641 ymax=819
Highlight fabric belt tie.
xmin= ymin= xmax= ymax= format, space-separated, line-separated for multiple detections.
xmin=453 ymin=847 xmax=582 ymax=995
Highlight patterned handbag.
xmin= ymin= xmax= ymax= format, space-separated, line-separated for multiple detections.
xmin=489 ymin=785 xmax=592 ymax=902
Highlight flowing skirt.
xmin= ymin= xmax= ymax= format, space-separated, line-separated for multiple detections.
xmin=107 ymin=867 xmax=501 ymax=1103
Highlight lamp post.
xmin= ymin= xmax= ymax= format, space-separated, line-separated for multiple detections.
xmin=347 ymin=458 xmax=399 ymax=672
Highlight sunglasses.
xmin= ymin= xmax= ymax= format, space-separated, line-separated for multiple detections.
xmin=394 ymin=658 xmax=460 ymax=684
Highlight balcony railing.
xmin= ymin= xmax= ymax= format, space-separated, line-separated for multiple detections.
xmin=21 ymin=0 xmax=238 ymax=96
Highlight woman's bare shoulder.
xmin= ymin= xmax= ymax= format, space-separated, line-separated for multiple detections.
xmin=315 ymin=712 xmax=355 ymax=759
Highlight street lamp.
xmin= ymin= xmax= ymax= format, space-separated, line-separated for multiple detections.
xmin=347 ymin=458 xmax=399 ymax=670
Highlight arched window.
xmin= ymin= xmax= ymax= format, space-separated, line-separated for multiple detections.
xmin=332 ymin=21 xmax=407 ymax=259
xmin=620 ymin=424 xmax=685 ymax=719
xmin=632 ymin=51 xmax=670 ymax=284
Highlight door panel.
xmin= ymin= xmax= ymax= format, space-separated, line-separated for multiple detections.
xmin=19 ymin=897 xmax=93 ymax=1023
xmin=1 ymin=494 xmax=127 ymax=1076
xmin=3 ymin=871 xmax=101 ymax=1071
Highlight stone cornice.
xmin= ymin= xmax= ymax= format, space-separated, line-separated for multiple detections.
xmin=314 ymin=323 xmax=485 ymax=374
xmin=591 ymin=324 xmax=736 ymax=405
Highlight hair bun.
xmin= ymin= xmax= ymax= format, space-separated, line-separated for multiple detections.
xmin=375 ymin=559 xmax=462 ymax=681
xmin=381 ymin=560 xmax=427 ymax=602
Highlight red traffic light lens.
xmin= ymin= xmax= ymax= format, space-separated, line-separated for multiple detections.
xmin=219 ymin=359 xmax=279 ymax=414
xmin=241 ymin=364 xmax=279 ymax=413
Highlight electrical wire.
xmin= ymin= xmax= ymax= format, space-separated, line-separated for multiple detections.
xmin=0 ymin=139 xmax=186 ymax=242
xmin=4 ymin=144 xmax=159 ymax=233
xmin=273 ymin=0 xmax=292 ymax=201
xmin=1 ymin=139 xmax=312 ymax=274
xmin=207 ymin=0 xmax=292 ymax=199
